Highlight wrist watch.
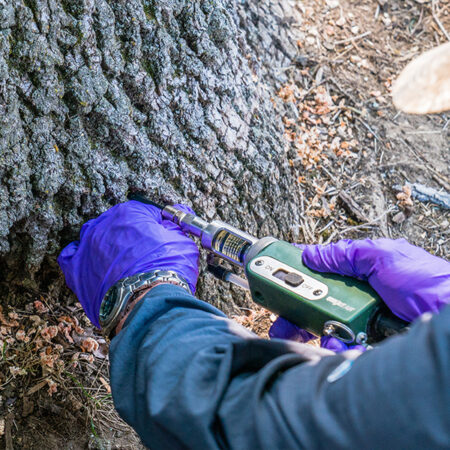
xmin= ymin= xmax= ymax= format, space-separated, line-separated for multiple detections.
xmin=99 ymin=270 xmax=191 ymax=338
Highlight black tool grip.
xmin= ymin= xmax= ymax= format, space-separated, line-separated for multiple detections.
xmin=127 ymin=192 xmax=165 ymax=210
xmin=368 ymin=305 xmax=410 ymax=341
xmin=207 ymin=264 xmax=229 ymax=281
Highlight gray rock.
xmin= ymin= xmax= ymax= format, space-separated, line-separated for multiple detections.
xmin=0 ymin=0 xmax=305 ymax=312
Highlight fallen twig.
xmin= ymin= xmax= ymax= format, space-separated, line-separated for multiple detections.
xmin=356 ymin=117 xmax=383 ymax=142
xmin=338 ymin=191 xmax=369 ymax=222
xmin=5 ymin=413 xmax=13 ymax=450
xmin=432 ymin=0 xmax=450 ymax=42
xmin=401 ymin=138 xmax=450 ymax=191
xmin=333 ymin=31 xmax=372 ymax=46
xmin=407 ymin=182 xmax=450 ymax=210
xmin=338 ymin=206 xmax=397 ymax=235
xmin=410 ymin=7 xmax=424 ymax=35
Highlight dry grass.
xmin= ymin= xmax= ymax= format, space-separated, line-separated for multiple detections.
xmin=0 ymin=295 xmax=143 ymax=449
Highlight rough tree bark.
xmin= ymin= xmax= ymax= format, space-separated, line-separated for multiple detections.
xmin=0 ymin=0 xmax=304 ymax=312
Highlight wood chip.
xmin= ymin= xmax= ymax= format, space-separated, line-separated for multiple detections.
xmin=26 ymin=379 xmax=48 ymax=396
xmin=22 ymin=396 xmax=34 ymax=417
xmin=99 ymin=376 xmax=111 ymax=394
xmin=338 ymin=191 xmax=368 ymax=222
xmin=5 ymin=413 xmax=13 ymax=450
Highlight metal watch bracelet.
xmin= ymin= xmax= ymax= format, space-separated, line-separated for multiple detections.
xmin=99 ymin=270 xmax=191 ymax=338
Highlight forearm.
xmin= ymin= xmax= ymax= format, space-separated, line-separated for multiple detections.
xmin=109 ymin=284 xmax=332 ymax=448
xmin=110 ymin=285 xmax=449 ymax=449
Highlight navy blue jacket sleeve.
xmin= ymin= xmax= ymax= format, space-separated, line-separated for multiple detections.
xmin=109 ymin=284 xmax=449 ymax=450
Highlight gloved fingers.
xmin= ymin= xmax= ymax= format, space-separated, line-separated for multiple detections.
xmin=58 ymin=240 xmax=80 ymax=263
xmin=301 ymin=239 xmax=379 ymax=280
xmin=172 ymin=203 xmax=196 ymax=215
xmin=125 ymin=201 xmax=163 ymax=224
xmin=320 ymin=336 xmax=350 ymax=352
xmin=162 ymin=220 xmax=184 ymax=232
xmin=269 ymin=317 xmax=368 ymax=353
xmin=80 ymin=201 xmax=163 ymax=243
xmin=351 ymin=344 xmax=367 ymax=352
xmin=301 ymin=240 xmax=357 ymax=276
xmin=301 ymin=238 xmax=424 ymax=279
xmin=320 ymin=336 xmax=367 ymax=353
xmin=115 ymin=225 xmax=201 ymax=293
xmin=79 ymin=217 xmax=102 ymax=240
xmin=57 ymin=241 xmax=80 ymax=288
xmin=269 ymin=317 xmax=316 ymax=343
xmin=161 ymin=204 xmax=196 ymax=232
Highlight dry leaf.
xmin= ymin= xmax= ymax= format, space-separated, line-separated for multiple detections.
xmin=41 ymin=326 xmax=58 ymax=342
xmin=397 ymin=185 xmax=413 ymax=207
xmin=16 ymin=330 xmax=30 ymax=343
xmin=9 ymin=366 xmax=27 ymax=376
xmin=47 ymin=380 xmax=58 ymax=396
xmin=277 ymin=84 xmax=296 ymax=103
xmin=81 ymin=337 xmax=99 ymax=353
xmin=34 ymin=301 xmax=49 ymax=313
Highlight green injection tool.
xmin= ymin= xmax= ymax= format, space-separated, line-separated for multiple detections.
xmin=130 ymin=194 xmax=409 ymax=345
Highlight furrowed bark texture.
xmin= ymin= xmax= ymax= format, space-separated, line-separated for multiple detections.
xmin=0 ymin=0 xmax=303 ymax=310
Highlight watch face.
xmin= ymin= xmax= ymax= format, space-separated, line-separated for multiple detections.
xmin=99 ymin=288 xmax=118 ymax=325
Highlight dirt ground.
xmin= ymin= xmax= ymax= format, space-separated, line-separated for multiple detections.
xmin=1 ymin=0 xmax=448 ymax=448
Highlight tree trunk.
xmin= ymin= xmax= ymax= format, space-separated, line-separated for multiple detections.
xmin=0 ymin=0 xmax=304 ymax=312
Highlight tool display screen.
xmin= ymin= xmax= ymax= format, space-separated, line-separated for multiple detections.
xmin=212 ymin=230 xmax=251 ymax=265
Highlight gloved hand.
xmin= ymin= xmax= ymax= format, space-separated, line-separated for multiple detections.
xmin=58 ymin=201 xmax=200 ymax=328
xmin=270 ymin=239 xmax=450 ymax=351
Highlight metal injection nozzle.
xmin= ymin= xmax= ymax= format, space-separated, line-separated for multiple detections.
xmin=163 ymin=204 xmax=257 ymax=266
xmin=128 ymin=193 xmax=258 ymax=267
xmin=161 ymin=205 xmax=210 ymax=239
xmin=128 ymin=193 xmax=209 ymax=238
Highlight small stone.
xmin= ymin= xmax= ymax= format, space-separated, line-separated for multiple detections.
xmin=336 ymin=16 xmax=346 ymax=27
xmin=359 ymin=59 xmax=370 ymax=69
xmin=392 ymin=211 xmax=406 ymax=224
xmin=325 ymin=25 xmax=335 ymax=36
xmin=351 ymin=26 xmax=360 ymax=35
xmin=382 ymin=13 xmax=392 ymax=26
xmin=326 ymin=0 xmax=340 ymax=8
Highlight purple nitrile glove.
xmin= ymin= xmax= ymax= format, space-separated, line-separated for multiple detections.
xmin=268 ymin=316 xmax=316 ymax=343
xmin=58 ymin=201 xmax=200 ymax=328
xmin=270 ymin=239 xmax=450 ymax=352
